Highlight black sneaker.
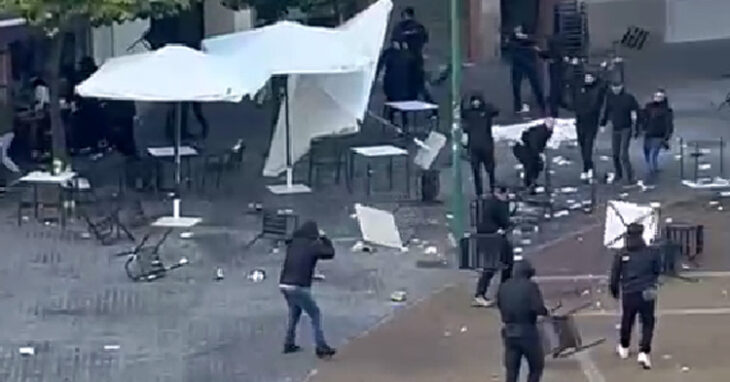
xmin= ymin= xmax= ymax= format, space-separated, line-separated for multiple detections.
xmin=315 ymin=345 xmax=336 ymax=359
xmin=283 ymin=344 xmax=302 ymax=354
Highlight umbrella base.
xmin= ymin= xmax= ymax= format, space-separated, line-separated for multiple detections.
xmin=267 ymin=183 xmax=312 ymax=194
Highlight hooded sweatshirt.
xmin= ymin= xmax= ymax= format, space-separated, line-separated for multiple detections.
xmin=497 ymin=260 xmax=548 ymax=337
xmin=279 ymin=221 xmax=335 ymax=288
xmin=641 ymin=100 xmax=674 ymax=140
xmin=462 ymin=95 xmax=499 ymax=153
xmin=609 ymin=225 xmax=661 ymax=297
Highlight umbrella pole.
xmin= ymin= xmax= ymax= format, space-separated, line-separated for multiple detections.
xmin=174 ymin=102 xmax=181 ymax=218
xmin=285 ymin=75 xmax=293 ymax=189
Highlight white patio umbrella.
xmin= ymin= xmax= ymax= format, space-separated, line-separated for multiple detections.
xmin=203 ymin=20 xmax=375 ymax=194
xmin=77 ymin=45 xmax=263 ymax=215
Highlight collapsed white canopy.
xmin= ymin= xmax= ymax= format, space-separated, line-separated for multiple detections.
xmin=253 ymin=0 xmax=392 ymax=176
xmin=76 ymin=45 xmax=259 ymax=102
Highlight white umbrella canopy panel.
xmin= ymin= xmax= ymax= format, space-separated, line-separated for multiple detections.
xmin=76 ymin=45 xmax=261 ymax=215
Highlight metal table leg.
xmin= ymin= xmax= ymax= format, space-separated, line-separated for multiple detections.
xmin=388 ymin=157 xmax=394 ymax=190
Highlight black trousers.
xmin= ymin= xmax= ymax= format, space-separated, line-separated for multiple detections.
xmin=611 ymin=129 xmax=633 ymax=181
xmin=504 ymin=335 xmax=544 ymax=382
xmin=511 ymin=63 xmax=545 ymax=113
xmin=513 ymin=144 xmax=542 ymax=188
xmin=576 ymin=120 xmax=598 ymax=172
xmin=475 ymin=235 xmax=513 ymax=297
xmin=620 ymin=291 xmax=656 ymax=353
xmin=548 ymin=65 xmax=563 ymax=117
xmin=469 ymin=148 xmax=496 ymax=196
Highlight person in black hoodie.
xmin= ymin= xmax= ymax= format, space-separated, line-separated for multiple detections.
xmin=279 ymin=221 xmax=337 ymax=358
xmin=497 ymin=260 xmax=548 ymax=382
xmin=601 ymin=81 xmax=639 ymax=184
xmin=573 ymin=72 xmax=607 ymax=181
xmin=377 ymin=40 xmax=417 ymax=124
xmin=513 ymin=118 xmax=554 ymax=192
xmin=391 ymin=7 xmax=432 ymax=103
xmin=462 ymin=93 xmax=500 ymax=196
xmin=610 ymin=223 xmax=661 ymax=370
xmin=640 ymin=89 xmax=674 ymax=177
xmin=472 ymin=186 xmax=513 ymax=308
xmin=506 ymin=25 xmax=546 ymax=115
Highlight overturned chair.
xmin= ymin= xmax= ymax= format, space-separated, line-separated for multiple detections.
xmin=80 ymin=206 xmax=135 ymax=245
xmin=539 ymin=302 xmax=605 ymax=358
xmin=459 ymin=232 xmax=507 ymax=270
xmin=244 ymin=209 xmax=299 ymax=250
xmin=116 ymin=231 xmax=187 ymax=282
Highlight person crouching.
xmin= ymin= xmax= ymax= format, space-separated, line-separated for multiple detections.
xmin=512 ymin=118 xmax=554 ymax=193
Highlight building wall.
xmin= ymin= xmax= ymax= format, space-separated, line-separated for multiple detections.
xmin=92 ymin=19 xmax=150 ymax=64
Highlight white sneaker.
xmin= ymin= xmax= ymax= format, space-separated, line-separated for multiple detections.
xmin=472 ymin=296 xmax=494 ymax=308
xmin=521 ymin=104 xmax=530 ymax=113
xmin=637 ymin=352 xmax=652 ymax=369
xmin=616 ymin=345 xmax=630 ymax=360
xmin=580 ymin=172 xmax=588 ymax=181
xmin=587 ymin=169 xmax=594 ymax=179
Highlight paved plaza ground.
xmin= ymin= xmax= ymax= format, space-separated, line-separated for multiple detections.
xmin=2 ymin=4 xmax=730 ymax=381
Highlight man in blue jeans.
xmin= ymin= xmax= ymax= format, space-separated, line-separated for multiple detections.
xmin=640 ymin=89 xmax=674 ymax=177
xmin=279 ymin=220 xmax=337 ymax=358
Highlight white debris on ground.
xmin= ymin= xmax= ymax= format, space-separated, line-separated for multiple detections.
xmin=103 ymin=345 xmax=120 ymax=351
xmin=215 ymin=268 xmax=224 ymax=280
xmin=424 ymin=246 xmax=438 ymax=255
xmin=19 ymin=347 xmax=34 ymax=356
xmin=247 ymin=269 xmax=266 ymax=282
xmin=460 ymin=326 xmax=468 ymax=333
xmin=390 ymin=290 xmax=407 ymax=302
xmin=179 ymin=231 xmax=194 ymax=239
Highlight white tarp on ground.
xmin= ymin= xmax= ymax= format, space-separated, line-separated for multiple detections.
xmin=76 ymin=45 xmax=258 ymax=102
xmin=261 ymin=0 xmax=392 ymax=177
xmin=604 ymin=200 xmax=660 ymax=249
xmin=493 ymin=118 xmax=577 ymax=149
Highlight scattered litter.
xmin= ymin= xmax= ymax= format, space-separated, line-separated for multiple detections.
xmin=520 ymin=239 xmax=532 ymax=245
xmin=599 ymin=155 xmax=611 ymax=162
xmin=552 ymin=156 xmax=572 ymax=166
xmin=400 ymin=247 xmax=409 ymax=253
xmin=560 ymin=187 xmax=578 ymax=194
xmin=722 ymin=290 xmax=728 ymax=298
xmin=444 ymin=331 xmax=452 ymax=337
xmin=424 ymin=246 xmax=438 ymax=255
xmin=80 ymin=232 xmax=91 ymax=239
xmin=313 ymin=273 xmax=326 ymax=281
xmin=514 ymin=164 xmax=524 ymax=170
xmin=533 ymin=226 xmax=540 ymax=233
xmin=351 ymin=241 xmax=364 ymax=252
xmin=699 ymin=163 xmax=712 ymax=171
xmin=411 ymin=238 xmax=421 ymax=244
xmin=271 ymin=247 xmax=280 ymax=254
xmin=247 ymin=269 xmax=266 ymax=282
xmin=666 ymin=217 xmax=674 ymax=223
xmin=514 ymin=248 xmax=524 ymax=255
xmin=681 ymin=366 xmax=690 ymax=373
xmin=514 ymin=255 xmax=524 ymax=261
xmin=709 ymin=200 xmax=720 ymax=206
xmin=581 ymin=289 xmax=591 ymax=296
xmin=215 ymin=268 xmax=224 ymax=280
xmin=460 ymin=326 xmax=468 ymax=333
xmin=719 ymin=206 xmax=725 ymax=211
xmin=681 ymin=263 xmax=690 ymax=270
xmin=674 ymin=154 xmax=682 ymax=161
xmin=577 ymin=236 xmax=583 ymax=242
xmin=619 ymin=193 xmax=629 ymax=198
xmin=566 ymin=199 xmax=576 ymax=204
xmin=535 ymin=186 xmax=545 ymax=194
xmin=595 ymin=301 xmax=602 ymax=309
xmin=569 ymin=203 xmax=583 ymax=210
xmin=615 ymin=324 xmax=621 ymax=330
xmin=103 ymin=345 xmax=120 ymax=351
xmin=553 ymin=210 xmax=569 ymax=218
xmin=721 ymin=191 xmax=730 ymax=197
xmin=390 ymin=290 xmax=407 ymax=302
xmin=19 ymin=347 xmax=34 ymax=356
xmin=21 ymin=216 xmax=29 ymax=221
xmin=179 ymin=231 xmax=193 ymax=239
xmin=700 ymin=148 xmax=712 ymax=154
xmin=662 ymin=354 xmax=672 ymax=360
xmin=649 ymin=202 xmax=661 ymax=208
xmin=308 ymin=369 xmax=319 ymax=378
xmin=178 ymin=258 xmax=188 ymax=265
xmin=446 ymin=214 xmax=453 ymax=220
xmin=606 ymin=172 xmax=616 ymax=184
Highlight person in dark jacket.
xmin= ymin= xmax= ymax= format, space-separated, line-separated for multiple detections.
xmin=391 ymin=7 xmax=432 ymax=103
xmin=538 ymin=35 xmax=567 ymax=117
xmin=601 ymin=81 xmax=639 ymax=184
xmin=377 ymin=40 xmax=417 ymax=124
xmin=473 ymin=186 xmax=513 ymax=307
xmin=640 ymin=89 xmax=674 ymax=176
xmin=506 ymin=25 xmax=545 ymax=115
xmin=462 ymin=93 xmax=500 ymax=196
xmin=279 ymin=221 xmax=337 ymax=358
xmin=497 ymin=260 xmax=548 ymax=382
xmin=513 ymin=119 xmax=554 ymax=192
xmin=610 ymin=223 xmax=661 ymax=369
xmin=573 ymin=72 xmax=607 ymax=181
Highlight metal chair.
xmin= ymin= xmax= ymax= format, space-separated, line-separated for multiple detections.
xmin=308 ymin=136 xmax=346 ymax=187
xmin=244 ymin=209 xmax=299 ymax=249
xmin=459 ymin=232 xmax=506 ymax=270
xmin=80 ymin=206 xmax=135 ymax=246
xmin=199 ymin=152 xmax=230 ymax=190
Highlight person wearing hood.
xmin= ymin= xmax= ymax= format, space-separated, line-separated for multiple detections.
xmin=497 ymin=260 xmax=548 ymax=382
xmin=610 ymin=223 xmax=661 ymax=370
xmin=640 ymin=89 xmax=674 ymax=177
xmin=506 ymin=25 xmax=546 ymax=115
xmin=377 ymin=40 xmax=417 ymax=124
xmin=601 ymin=81 xmax=639 ymax=185
xmin=512 ymin=118 xmax=554 ymax=193
xmin=462 ymin=93 xmax=500 ymax=196
xmin=573 ymin=72 xmax=607 ymax=182
xmin=279 ymin=220 xmax=337 ymax=359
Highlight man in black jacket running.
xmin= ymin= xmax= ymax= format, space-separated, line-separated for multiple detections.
xmin=610 ymin=223 xmax=661 ymax=369
xmin=280 ymin=221 xmax=337 ymax=358
xmin=497 ymin=260 xmax=548 ymax=382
